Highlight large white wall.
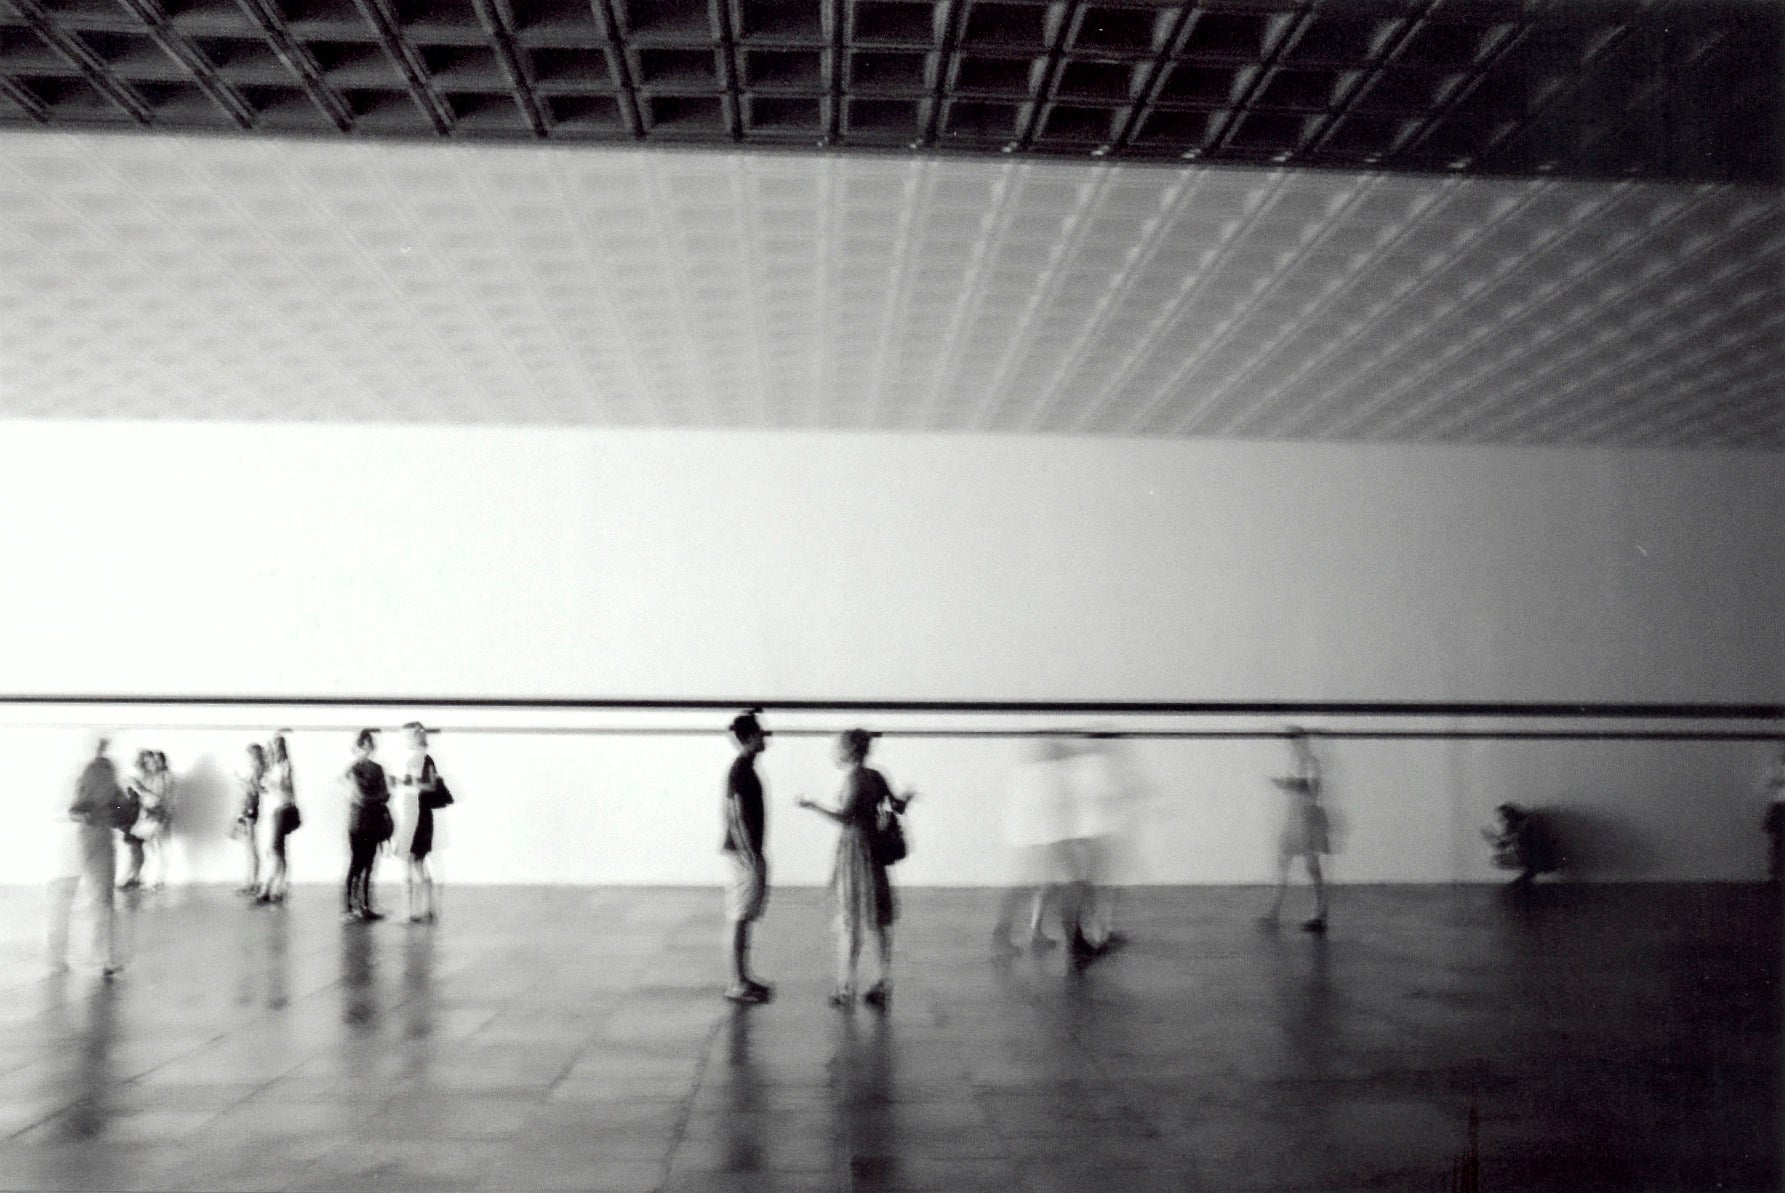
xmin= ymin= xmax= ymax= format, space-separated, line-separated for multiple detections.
xmin=1 ymin=422 xmax=1779 ymax=888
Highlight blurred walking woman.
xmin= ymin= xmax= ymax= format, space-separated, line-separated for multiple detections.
xmin=798 ymin=730 xmax=912 ymax=1009
xmin=235 ymin=743 xmax=267 ymax=895
xmin=258 ymin=733 xmax=300 ymax=904
xmin=342 ymin=729 xmax=391 ymax=922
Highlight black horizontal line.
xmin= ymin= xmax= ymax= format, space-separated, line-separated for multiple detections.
xmin=1 ymin=696 xmax=1781 ymax=720
xmin=1 ymin=721 xmax=1777 ymax=743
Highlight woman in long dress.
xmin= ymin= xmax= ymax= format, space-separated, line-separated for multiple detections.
xmin=798 ymin=729 xmax=912 ymax=1009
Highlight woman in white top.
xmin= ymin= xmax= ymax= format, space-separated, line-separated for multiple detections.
xmin=119 ymin=750 xmax=156 ymax=890
xmin=235 ymin=743 xmax=267 ymax=896
xmin=257 ymin=733 xmax=300 ymax=904
xmin=393 ymin=722 xmax=445 ymax=924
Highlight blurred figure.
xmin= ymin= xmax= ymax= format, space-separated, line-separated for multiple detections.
xmin=720 ymin=710 xmax=774 ymax=1004
xmin=234 ymin=742 xmax=267 ymax=896
xmin=119 ymin=749 xmax=157 ymax=890
xmin=258 ymin=732 xmax=299 ymax=905
xmin=1062 ymin=734 xmax=1133 ymax=960
xmin=49 ymin=737 xmax=127 ymax=976
xmin=394 ymin=721 xmax=446 ymax=924
xmin=343 ymin=729 xmax=391 ymax=922
xmin=149 ymin=751 xmax=175 ymax=888
xmin=1483 ymin=803 xmax=1560 ymax=887
xmin=1263 ymin=728 xmax=1330 ymax=933
xmin=1765 ymin=747 xmax=1785 ymax=884
xmin=799 ymin=729 xmax=912 ymax=1009
xmin=993 ymin=737 xmax=1073 ymax=953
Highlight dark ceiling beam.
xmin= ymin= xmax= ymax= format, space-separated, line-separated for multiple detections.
xmin=350 ymin=0 xmax=456 ymax=136
xmin=231 ymin=0 xmax=356 ymax=132
xmin=712 ymin=0 xmax=741 ymax=140
xmin=114 ymin=0 xmax=259 ymax=129
xmin=0 ymin=74 xmax=51 ymax=122
xmin=1107 ymin=2 xmax=1195 ymax=153
xmin=919 ymin=0 xmax=966 ymax=146
xmin=1012 ymin=0 xmax=1081 ymax=151
xmin=589 ymin=0 xmax=643 ymax=138
xmin=473 ymin=0 xmax=547 ymax=137
xmin=8 ymin=0 xmax=154 ymax=123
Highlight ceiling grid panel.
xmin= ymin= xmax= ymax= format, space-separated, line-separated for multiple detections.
xmin=1279 ymin=178 xmax=1615 ymax=438
xmin=1410 ymin=189 xmax=1782 ymax=442
xmin=1379 ymin=195 xmax=1769 ymax=442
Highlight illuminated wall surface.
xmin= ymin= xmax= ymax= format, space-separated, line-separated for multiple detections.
xmin=1 ymin=422 xmax=1779 ymax=886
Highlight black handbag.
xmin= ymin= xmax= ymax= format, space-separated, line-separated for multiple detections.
xmin=871 ymin=801 xmax=908 ymax=866
xmin=422 ymin=779 xmax=454 ymax=810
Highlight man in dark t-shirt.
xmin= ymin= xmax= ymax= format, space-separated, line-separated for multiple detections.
xmin=722 ymin=710 xmax=772 ymax=1003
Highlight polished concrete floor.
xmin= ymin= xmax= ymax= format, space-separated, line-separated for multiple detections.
xmin=0 ymin=882 xmax=1775 ymax=1193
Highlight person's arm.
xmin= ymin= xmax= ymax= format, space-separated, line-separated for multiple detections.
xmin=797 ymin=797 xmax=848 ymax=825
xmin=798 ymin=772 xmax=859 ymax=825
xmin=723 ymin=792 xmax=763 ymax=865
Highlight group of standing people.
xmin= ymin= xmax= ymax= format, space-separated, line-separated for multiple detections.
xmin=720 ymin=710 xmax=914 ymax=1008
xmin=331 ymin=721 xmax=450 ymax=924
xmin=48 ymin=723 xmax=454 ymax=976
xmin=233 ymin=733 xmax=301 ymax=904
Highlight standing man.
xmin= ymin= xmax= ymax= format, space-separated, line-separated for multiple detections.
xmin=722 ymin=709 xmax=773 ymax=1004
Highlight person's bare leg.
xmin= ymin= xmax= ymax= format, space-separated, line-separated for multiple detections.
xmin=1304 ymin=856 xmax=1328 ymax=930
xmin=1263 ymin=857 xmax=1291 ymax=925
xmin=728 ymin=921 xmax=753 ymax=988
xmin=865 ymin=926 xmax=893 ymax=1006
xmin=419 ymin=859 xmax=435 ymax=921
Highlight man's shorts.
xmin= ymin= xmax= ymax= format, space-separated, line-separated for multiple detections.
xmin=725 ymin=852 xmax=768 ymax=923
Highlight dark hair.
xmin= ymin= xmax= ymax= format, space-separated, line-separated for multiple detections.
xmin=355 ymin=729 xmax=377 ymax=751
xmin=729 ymin=708 xmax=767 ymax=740
xmin=838 ymin=728 xmax=876 ymax=761
xmin=403 ymin=721 xmax=424 ymax=733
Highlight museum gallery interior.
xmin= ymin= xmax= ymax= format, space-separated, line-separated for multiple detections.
xmin=0 ymin=0 xmax=1780 ymax=1190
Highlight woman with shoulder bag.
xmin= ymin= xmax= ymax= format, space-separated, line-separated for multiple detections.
xmin=798 ymin=729 xmax=913 ymax=1010
xmin=395 ymin=721 xmax=450 ymax=925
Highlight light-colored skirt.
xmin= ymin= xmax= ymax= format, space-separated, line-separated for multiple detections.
xmin=832 ymin=828 xmax=894 ymax=932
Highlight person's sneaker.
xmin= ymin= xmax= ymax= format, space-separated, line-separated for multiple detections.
xmin=101 ymin=964 xmax=123 ymax=979
xmin=725 ymin=985 xmax=768 ymax=1004
xmin=360 ymin=909 xmax=385 ymax=922
xmin=827 ymin=988 xmax=854 ymax=1008
xmin=862 ymin=983 xmax=890 ymax=1009
xmin=341 ymin=910 xmax=364 ymax=924
xmin=1301 ymin=916 xmax=1327 ymax=934
xmin=744 ymin=979 xmax=774 ymax=1001
xmin=1028 ymin=931 xmax=1058 ymax=951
